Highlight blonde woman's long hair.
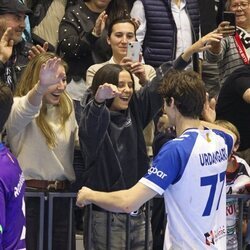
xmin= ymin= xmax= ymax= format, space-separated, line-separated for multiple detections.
xmin=15 ymin=52 xmax=73 ymax=149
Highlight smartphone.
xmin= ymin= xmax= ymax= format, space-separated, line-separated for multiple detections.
xmin=223 ymin=11 xmax=236 ymax=34
xmin=127 ymin=41 xmax=141 ymax=62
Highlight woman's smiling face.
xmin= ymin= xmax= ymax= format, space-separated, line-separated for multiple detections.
xmin=110 ymin=70 xmax=134 ymax=111
xmin=43 ymin=65 xmax=67 ymax=105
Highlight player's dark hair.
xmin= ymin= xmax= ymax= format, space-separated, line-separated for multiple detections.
xmin=159 ymin=69 xmax=206 ymax=118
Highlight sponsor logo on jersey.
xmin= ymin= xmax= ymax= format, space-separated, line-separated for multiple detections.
xmin=199 ymin=147 xmax=227 ymax=166
xmin=204 ymin=231 xmax=215 ymax=246
xmin=14 ymin=173 xmax=25 ymax=198
xmin=204 ymin=225 xmax=226 ymax=246
xmin=148 ymin=166 xmax=167 ymax=179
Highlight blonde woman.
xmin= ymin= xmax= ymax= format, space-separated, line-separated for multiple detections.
xmin=6 ymin=52 xmax=78 ymax=250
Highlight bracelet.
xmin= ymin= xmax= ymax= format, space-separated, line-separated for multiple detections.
xmin=93 ymin=99 xmax=105 ymax=108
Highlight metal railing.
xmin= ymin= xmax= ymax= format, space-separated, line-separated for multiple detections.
xmin=25 ymin=192 xmax=76 ymax=250
xmin=25 ymin=192 xmax=45 ymax=250
xmin=228 ymin=194 xmax=250 ymax=250
xmin=25 ymin=192 xmax=250 ymax=250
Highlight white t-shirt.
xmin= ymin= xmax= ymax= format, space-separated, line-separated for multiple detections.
xmin=140 ymin=128 xmax=233 ymax=249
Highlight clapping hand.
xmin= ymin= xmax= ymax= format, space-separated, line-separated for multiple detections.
xmin=92 ymin=11 xmax=108 ymax=37
xmin=0 ymin=27 xmax=14 ymax=63
xmin=28 ymin=42 xmax=49 ymax=60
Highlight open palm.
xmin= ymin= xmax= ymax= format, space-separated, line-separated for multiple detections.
xmin=0 ymin=28 xmax=14 ymax=63
xmin=39 ymin=57 xmax=64 ymax=88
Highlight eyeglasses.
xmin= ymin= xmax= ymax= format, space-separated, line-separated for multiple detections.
xmin=230 ymin=2 xmax=249 ymax=10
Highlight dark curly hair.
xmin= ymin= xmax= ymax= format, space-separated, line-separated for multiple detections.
xmin=158 ymin=69 xmax=206 ymax=119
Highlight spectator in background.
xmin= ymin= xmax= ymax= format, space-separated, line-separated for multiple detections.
xmin=204 ymin=0 xmax=250 ymax=86
xmin=6 ymin=53 xmax=78 ymax=250
xmin=77 ymin=32 xmax=221 ymax=249
xmin=19 ymin=0 xmax=33 ymax=43
xmin=57 ymin=1 xmax=129 ymax=232
xmin=77 ymin=68 xmax=235 ymax=250
xmin=86 ymin=18 xmax=156 ymax=157
xmin=27 ymin=0 xmax=79 ymax=50
xmin=216 ymin=64 xmax=250 ymax=165
xmin=0 ymin=0 xmax=32 ymax=91
xmin=130 ymin=0 xmax=200 ymax=70
xmin=86 ymin=18 xmax=155 ymax=89
xmin=0 ymin=84 xmax=26 ymax=249
xmin=57 ymin=0 xmax=128 ymax=104
xmin=215 ymin=120 xmax=250 ymax=250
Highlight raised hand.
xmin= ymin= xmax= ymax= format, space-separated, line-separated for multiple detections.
xmin=28 ymin=42 xmax=49 ymax=60
xmin=95 ymin=83 xmax=121 ymax=103
xmin=182 ymin=31 xmax=223 ymax=62
xmin=201 ymin=93 xmax=217 ymax=123
xmin=92 ymin=11 xmax=108 ymax=37
xmin=37 ymin=57 xmax=65 ymax=93
xmin=192 ymin=31 xmax=223 ymax=53
xmin=0 ymin=27 xmax=14 ymax=63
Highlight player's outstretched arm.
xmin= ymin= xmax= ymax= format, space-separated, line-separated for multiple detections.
xmin=76 ymin=182 xmax=157 ymax=213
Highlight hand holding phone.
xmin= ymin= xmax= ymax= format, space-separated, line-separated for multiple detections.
xmin=223 ymin=11 xmax=236 ymax=35
xmin=127 ymin=41 xmax=141 ymax=62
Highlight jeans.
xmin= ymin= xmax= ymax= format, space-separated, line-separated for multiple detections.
xmin=84 ymin=209 xmax=152 ymax=250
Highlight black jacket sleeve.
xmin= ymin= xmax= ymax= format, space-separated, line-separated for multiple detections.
xmin=0 ymin=61 xmax=4 ymax=76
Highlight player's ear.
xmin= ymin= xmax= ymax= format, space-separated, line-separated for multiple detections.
xmin=233 ymin=143 xmax=239 ymax=153
xmin=165 ymin=96 xmax=173 ymax=107
xmin=170 ymin=97 xmax=175 ymax=107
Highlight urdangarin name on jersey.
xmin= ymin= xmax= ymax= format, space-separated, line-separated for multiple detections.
xmin=199 ymin=147 xmax=228 ymax=166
